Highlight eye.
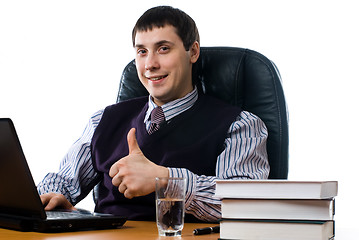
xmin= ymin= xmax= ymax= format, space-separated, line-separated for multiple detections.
xmin=137 ymin=49 xmax=147 ymax=56
xmin=158 ymin=46 xmax=170 ymax=53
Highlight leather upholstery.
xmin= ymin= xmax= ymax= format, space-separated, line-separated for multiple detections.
xmin=116 ymin=47 xmax=288 ymax=179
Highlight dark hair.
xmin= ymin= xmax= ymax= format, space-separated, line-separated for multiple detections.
xmin=132 ymin=6 xmax=200 ymax=51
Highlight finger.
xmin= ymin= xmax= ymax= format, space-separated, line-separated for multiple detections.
xmin=124 ymin=189 xmax=134 ymax=199
xmin=43 ymin=194 xmax=75 ymax=211
xmin=118 ymin=182 xmax=127 ymax=193
xmin=118 ymin=182 xmax=134 ymax=199
xmin=127 ymin=128 xmax=141 ymax=154
xmin=111 ymin=172 xmax=122 ymax=187
xmin=109 ymin=162 xmax=119 ymax=178
xmin=40 ymin=194 xmax=51 ymax=206
xmin=44 ymin=197 xmax=61 ymax=211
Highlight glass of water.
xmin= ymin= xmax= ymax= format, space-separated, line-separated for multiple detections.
xmin=155 ymin=177 xmax=186 ymax=237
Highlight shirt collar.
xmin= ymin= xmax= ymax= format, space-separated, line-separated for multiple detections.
xmin=145 ymin=86 xmax=198 ymax=123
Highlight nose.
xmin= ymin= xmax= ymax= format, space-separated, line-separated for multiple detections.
xmin=145 ymin=52 xmax=159 ymax=71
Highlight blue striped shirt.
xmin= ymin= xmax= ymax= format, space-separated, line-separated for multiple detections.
xmin=37 ymin=87 xmax=269 ymax=222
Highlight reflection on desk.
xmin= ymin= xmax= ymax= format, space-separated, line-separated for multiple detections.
xmin=0 ymin=220 xmax=220 ymax=240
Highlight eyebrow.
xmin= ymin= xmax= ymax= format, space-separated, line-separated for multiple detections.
xmin=134 ymin=40 xmax=175 ymax=49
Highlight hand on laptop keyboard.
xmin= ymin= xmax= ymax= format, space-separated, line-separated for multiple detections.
xmin=40 ymin=193 xmax=76 ymax=211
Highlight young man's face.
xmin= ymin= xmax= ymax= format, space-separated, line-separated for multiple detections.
xmin=134 ymin=25 xmax=199 ymax=106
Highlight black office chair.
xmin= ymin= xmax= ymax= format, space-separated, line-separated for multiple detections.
xmin=116 ymin=47 xmax=289 ymax=179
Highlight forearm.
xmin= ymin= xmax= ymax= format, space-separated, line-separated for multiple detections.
xmin=37 ymin=141 xmax=100 ymax=205
xmin=37 ymin=156 xmax=99 ymax=205
xmin=37 ymin=172 xmax=87 ymax=205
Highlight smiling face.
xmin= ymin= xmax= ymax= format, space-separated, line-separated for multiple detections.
xmin=134 ymin=25 xmax=200 ymax=106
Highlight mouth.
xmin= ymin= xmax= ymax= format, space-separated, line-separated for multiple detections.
xmin=146 ymin=75 xmax=168 ymax=82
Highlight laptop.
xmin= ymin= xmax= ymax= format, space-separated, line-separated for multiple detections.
xmin=0 ymin=118 xmax=127 ymax=232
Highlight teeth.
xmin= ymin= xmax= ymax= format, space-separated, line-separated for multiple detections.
xmin=151 ymin=77 xmax=163 ymax=81
xmin=147 ymin=75 xmax=166 ymax=81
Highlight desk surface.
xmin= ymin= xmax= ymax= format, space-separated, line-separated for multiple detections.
xmin=0 ymin=220 xmax=219 ymax=240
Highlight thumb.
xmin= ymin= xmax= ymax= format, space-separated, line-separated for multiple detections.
xmin=127 ymin=128 xmax=141 ymax=154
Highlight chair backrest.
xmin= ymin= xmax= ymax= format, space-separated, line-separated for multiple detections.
xmin=116 ymin=47 xmax=289 ymax=179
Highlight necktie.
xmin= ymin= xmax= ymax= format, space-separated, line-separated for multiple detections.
xmin=148 ymin=106 xmax=165 ymax=135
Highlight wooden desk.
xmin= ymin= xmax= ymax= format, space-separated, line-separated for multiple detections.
xmin=0 ymin=221 xmax=219 ymax=240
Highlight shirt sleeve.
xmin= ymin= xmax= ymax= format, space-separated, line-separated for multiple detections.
xmin=37 ymin=110 xmax=104 ymax=205
xmin=168 ymin=111 xmax=270 ymax=222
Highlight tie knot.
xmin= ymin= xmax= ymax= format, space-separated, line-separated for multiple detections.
xmin=148 ymin=107 xmax=165 ymax=134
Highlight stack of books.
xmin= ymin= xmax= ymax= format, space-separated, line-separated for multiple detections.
xmin=215 ymin=180 xmax=338 ymax=240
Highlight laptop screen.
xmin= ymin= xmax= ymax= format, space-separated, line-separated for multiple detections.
xmin=0 ymin=118 xmax=46 ymax=220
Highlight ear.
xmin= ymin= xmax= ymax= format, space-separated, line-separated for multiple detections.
xmin=189 ymin=41 xmax=200 ymax=64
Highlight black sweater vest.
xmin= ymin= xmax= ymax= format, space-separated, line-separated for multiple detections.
xmin=91 ymin=94 xmax=242 ymax=220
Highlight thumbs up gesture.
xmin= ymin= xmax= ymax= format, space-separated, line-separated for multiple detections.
xmin=109 ymin=128 xmax=169 ymax=199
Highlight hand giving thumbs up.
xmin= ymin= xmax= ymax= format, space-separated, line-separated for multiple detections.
xmin=109 ymin=128 xmax=169 ymax=199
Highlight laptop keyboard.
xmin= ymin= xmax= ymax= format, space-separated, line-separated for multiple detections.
xmin=46 ymin=210 xmax=92 ymax=219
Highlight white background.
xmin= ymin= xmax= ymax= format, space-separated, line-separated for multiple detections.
xmin=1 ymin=0 xmax=358 ymax=237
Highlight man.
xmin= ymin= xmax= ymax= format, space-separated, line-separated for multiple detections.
xmin=38 ymin=6 xmax=269 ymax=222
